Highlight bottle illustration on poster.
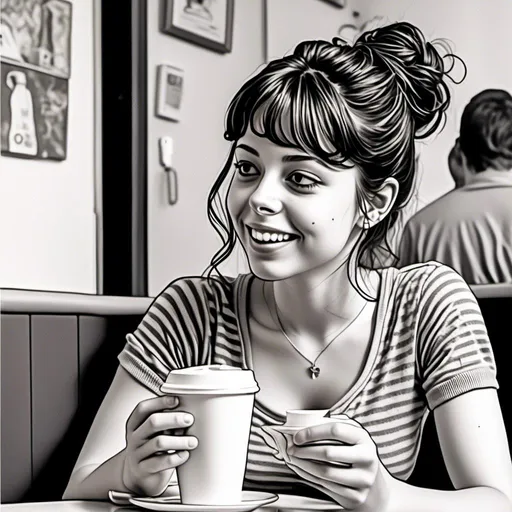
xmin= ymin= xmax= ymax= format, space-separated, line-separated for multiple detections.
xmin=6 ymin=70 xmax=38 ymax=157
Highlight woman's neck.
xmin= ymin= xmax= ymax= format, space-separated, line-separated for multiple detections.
xmin=271 ymin=263 xmax=376 ymax=343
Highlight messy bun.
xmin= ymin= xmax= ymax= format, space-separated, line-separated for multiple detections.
xmin=206 ymin=21 xmax=463 ymax=294
xmin=354 ymin=22 xmax=452 ymax=137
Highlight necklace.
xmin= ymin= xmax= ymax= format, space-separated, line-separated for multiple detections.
xmin=266 ymin=282 xmax=368 ymax=380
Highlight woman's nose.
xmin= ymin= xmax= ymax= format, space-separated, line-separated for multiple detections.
xmin=248 ymin=178 xmax=283 ymax=216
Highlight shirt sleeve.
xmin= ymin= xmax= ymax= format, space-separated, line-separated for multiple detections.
xmin=416 ymin=264 xmax=499 ymax=410
xmin=118 ymin=277 xmax=214 ymax=395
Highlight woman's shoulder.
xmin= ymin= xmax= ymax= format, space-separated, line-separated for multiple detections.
xmin=152 ymin=273 xmax=250 ymax=308
xmin=388 ymin=260 xmax=470 ymax=293
xmin=386 ymin=261 xmax=472 ymax=303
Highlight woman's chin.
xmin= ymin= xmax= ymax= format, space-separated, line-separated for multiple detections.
xmin=247 ymin=259 xmax=299 ymax=282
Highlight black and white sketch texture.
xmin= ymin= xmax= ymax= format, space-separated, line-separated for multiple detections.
xmin=1 ymin=3 xmax=512 ymax=512
xmin=59 ymin=18 xmax=512 ymax=512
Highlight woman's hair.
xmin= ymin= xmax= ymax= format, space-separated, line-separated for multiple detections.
xmin=459 ymin=88 xmax=512 ymax=173
xmin=206 ymin=21 xmax=462 ymax=296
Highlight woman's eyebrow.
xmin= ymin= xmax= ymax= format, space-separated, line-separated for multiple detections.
xmin=236 ymin=144 xmax=259 ymax=156
xmin=236 ymin=145 xmax=327 ymax=168
xmin=282 ymin=154 xmax=325 ymax=166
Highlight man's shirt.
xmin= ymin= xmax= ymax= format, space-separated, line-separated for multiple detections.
xmin=398 ymin=170 xmax=512 ymax=284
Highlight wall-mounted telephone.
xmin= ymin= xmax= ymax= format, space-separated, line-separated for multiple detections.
xmin=159 ymin=136 xmax=178 ymax=205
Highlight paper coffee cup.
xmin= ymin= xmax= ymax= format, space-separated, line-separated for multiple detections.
xmin=160 ymin=365 xmax=259 ymax=505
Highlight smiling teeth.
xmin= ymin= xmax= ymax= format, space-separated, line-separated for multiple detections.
xmin=250 ymin=228 xmax=291 ymax=243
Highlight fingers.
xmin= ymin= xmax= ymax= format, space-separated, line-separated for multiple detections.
xmin=288 ymin=417 xmax=383 ymax=511
xmin=289 ymin=457 xmax=375 ymax=489
xmin=134 ymin=411 xmax=195 ymax=445
xmin=293 ymin=420 xmax=367 ymax=447
xmin=289 ymin=441 xmax=375 ymax=466
xmin=127 ymin=395 xmax=179 ymax=434
xmin=139 ymin=450 xmax=191 ymax=474
xmin=286 ymin=460 xmax=363 ymax=510
xmin=137 ymin=434 xmax=198 ymax=461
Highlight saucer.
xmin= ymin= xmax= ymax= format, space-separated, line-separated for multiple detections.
xmin=269 ymin=494 xmax=343 ymax=510
xmin=109 ymin=485 xmax=180 ymax=506
xmin=109 ymin=490 xmax=134 ymax=505
xmin=129 ymin=490 xmax=278 ymax=512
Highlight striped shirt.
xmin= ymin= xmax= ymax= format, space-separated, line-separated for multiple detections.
xmin=118 ymin=262 xmax=498 ymax=496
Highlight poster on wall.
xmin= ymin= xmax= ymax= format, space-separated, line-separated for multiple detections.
xmin=0 ymin=0 xmax=72 ymax=161
xmin=1 ymin=62 xmax=69 ymax=160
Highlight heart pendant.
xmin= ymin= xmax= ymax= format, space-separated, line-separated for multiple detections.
xmin=309 ymin=366 xmax=320 ymax=379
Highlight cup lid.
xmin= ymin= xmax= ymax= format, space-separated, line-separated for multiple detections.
xmin=160 ymin=364 xmax=259 ymax=395
xmin=285 ymin=409 xmax=330 ymax=427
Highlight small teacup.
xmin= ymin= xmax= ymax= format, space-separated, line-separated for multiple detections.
xmin=261 ymin=409 xmax=343 ymax=463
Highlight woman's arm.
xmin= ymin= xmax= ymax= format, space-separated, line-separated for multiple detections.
xmin=64 ymin=278 xmax=214 ymax=500
xmin=289 ymin=388 xmax=511 ymax=511
xmin=387 ymin=388 xmax=512 ymax=512
xmin=63 ymin=366 xmax=178 ymax=500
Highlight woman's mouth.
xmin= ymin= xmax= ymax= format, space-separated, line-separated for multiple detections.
xmin=248 ymin=227 xmax=299 ymax=244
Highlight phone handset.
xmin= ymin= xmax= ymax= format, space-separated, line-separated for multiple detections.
xmin=159 ymin=136 xmax=178 ymax=205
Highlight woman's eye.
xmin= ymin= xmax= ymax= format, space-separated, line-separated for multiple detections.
xmin=234 ymin=161 xmax=259 ymax=177
xmin=287 ymin=172 xmax=321 ymax=190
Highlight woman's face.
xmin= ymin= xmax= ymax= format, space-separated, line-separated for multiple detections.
xmin=227 ymin=129 xmax=363 ymax=282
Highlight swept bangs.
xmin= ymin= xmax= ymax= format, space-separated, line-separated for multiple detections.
xmin=224 ymin=61 xmax=360 ymax=170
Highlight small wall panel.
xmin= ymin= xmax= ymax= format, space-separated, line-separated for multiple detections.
xmin=30 ymin=316 xmax=79 ymax=480
xmin=0 ymin=315 xmax=32 ymax=503
xmin=78 ymin=316 xmax=108 ymax=396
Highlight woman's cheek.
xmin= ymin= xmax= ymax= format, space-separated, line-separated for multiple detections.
xmin=226 ymin=189 xmax=240 ymax=222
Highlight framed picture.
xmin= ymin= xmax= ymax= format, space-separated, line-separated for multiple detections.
xmin=1 ymin=63 xmax=69 ymax=160
xmin=1 ymin=0 xmax=72 ymax=78
xmin=162 ymin=0 xmax=234 ymax=54
xmin=155 ymin=64 xmax=184 ymax=122
xmin=323 ymin=0 xmax=346 ymax=6
xmin=1 ymin=0 xmax=72 ymax=160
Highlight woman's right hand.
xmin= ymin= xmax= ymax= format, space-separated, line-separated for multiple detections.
xmin=122 ymin=395 xmax=197 ymax=497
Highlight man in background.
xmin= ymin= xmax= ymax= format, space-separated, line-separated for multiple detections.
xmin=398 ymin=88 xmax=512 ymax=284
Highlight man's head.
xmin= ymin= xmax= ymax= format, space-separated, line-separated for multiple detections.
xmin=458 ymin=88 xmax=512 ymax=173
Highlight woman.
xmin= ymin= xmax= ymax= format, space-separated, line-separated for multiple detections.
xmin=64 ymin=21 xmax=512 ymax=511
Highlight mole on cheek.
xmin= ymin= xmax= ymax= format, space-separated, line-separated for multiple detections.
xmin=312 ymin=222 xmax=315 ymax=225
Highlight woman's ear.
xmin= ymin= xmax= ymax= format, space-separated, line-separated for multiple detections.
xmin=356 ymin=177 xmax=399 ymax=228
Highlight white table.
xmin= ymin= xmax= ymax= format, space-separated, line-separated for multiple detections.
xmin=0 ymin=494 xmax=343 ymax=511
xmin=0 ymin=502 xmax=121 ymax=512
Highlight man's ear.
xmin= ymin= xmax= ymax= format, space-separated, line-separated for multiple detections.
xmin=356 ymin=177 xmax=400 ymax=228
xmin=458 ymin=148 xmax=475 ymax=178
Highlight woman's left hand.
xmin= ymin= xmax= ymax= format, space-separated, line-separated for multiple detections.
xmin=288 ymin=417 xmax=392 ymax=511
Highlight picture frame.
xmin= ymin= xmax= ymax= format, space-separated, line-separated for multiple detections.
xmin=155 ymin=64 xmax=185 ymax=122
xmin=1 ymin=63 xmax=69 ymax=160
xmin=0 ymin=0 xmax=73 ymax=78
xmin=322 ymin=0 xmax=346 ymax=6
xmin=162 ymin=0 xmax=234 ymax=54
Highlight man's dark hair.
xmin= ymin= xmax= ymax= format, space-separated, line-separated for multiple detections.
xmin=459 ymin=88 xmax=512 ymax=172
